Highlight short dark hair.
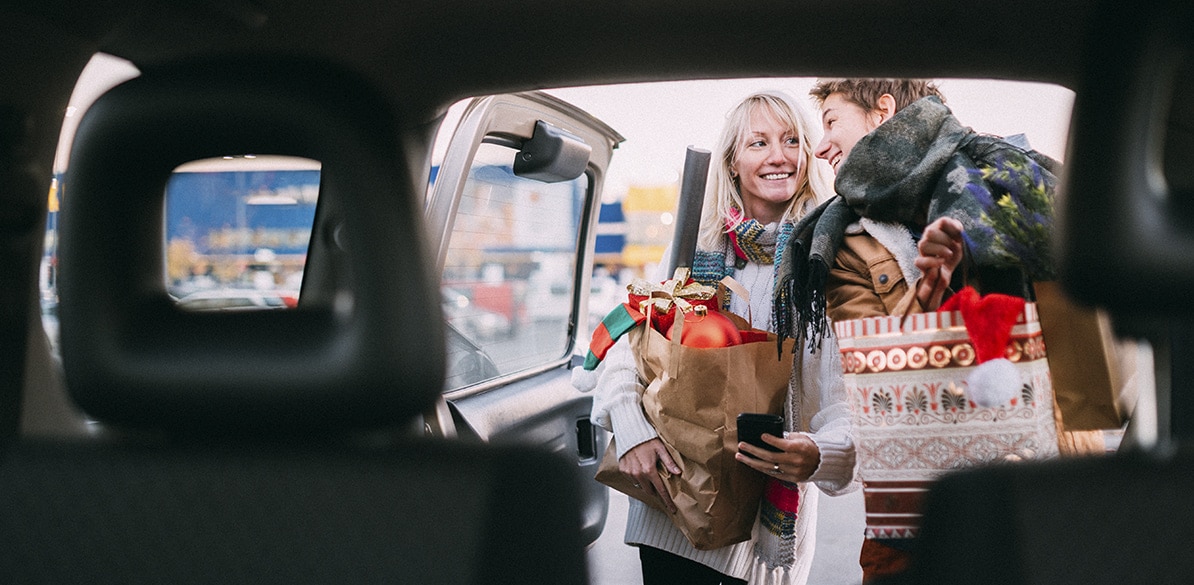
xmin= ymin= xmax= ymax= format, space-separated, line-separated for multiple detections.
xmin=809 ymin=78 xmax=944 ymax=113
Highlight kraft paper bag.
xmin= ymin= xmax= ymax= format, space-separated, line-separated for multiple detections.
xmin=1033 ymin=281 xmax=1136 ymax=431
xmin=595 ymin=308 xmax=795 ymax=550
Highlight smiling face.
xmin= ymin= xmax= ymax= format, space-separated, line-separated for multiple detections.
xmin=814 ymin=92 xmax=884 ymax=174
xmin=732 ymin=107 xmax=805 ymax=224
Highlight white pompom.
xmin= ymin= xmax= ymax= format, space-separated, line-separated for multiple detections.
xmin=965 ymin=358 xmax=1021 ymax=407
xmin=570 ymin=365 xmax=600 ymax=393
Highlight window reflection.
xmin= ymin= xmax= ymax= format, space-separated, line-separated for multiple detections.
xmin=442 ymin=142 xmax=587 ymax=389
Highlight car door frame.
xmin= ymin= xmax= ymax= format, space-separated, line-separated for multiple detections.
xmin=425 ymin=91 xmax=625 ymax=546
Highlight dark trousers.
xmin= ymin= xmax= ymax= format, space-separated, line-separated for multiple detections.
xmin=638 ymin=545 xmax=747 ymax=585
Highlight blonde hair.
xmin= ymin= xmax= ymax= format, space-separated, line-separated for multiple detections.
xmin=697 ymin=90 xmax=834 ymax=251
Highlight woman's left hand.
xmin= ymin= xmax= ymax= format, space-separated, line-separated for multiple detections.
xmin=734 ymin=433 xmax=821 ymax=482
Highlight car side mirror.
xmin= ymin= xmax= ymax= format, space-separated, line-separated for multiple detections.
xmin=512 ymin=120 xmax=591 ymax=183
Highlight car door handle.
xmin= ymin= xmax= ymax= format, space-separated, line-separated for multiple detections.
xmin=576 ymin=417 xmax=597 ymax=462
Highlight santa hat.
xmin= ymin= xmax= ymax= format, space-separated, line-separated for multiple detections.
xmin=939 ymin=286 xmax=1026 ymax=407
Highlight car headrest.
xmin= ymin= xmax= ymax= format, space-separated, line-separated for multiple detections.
xmin=1059 ymin=0 xmax=1194 ymax=325
xmin=57 ymin=58 xmax=444 ymax=435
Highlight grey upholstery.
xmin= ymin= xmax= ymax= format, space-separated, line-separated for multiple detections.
xmin=7 ymin=58 xmax=589 ymax=584
xmin=0 ymin=440 xmax=587 ymax=584
xmin=58 ymin=58 xmax=443 ymax=433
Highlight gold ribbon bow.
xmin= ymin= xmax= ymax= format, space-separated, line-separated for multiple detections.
xmin=627 ymin=267 xmax=717 ymax=317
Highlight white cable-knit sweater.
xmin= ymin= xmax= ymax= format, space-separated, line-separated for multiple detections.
xmin=586 ymin=257 xmax=857 ymax=585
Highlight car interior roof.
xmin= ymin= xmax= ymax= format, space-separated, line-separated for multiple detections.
xmin=0 ymin=0 xmax=1111 ymax=260
xmin=11 ymin=0 xmax=1192 ymax=309
xmin=14 ymin=0 xmax=1095 ymax=122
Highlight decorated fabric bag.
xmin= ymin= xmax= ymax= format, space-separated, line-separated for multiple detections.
xmin=834 ymin=287 xmax=1059 ymax=540
xmin=587 ymin=269 xmax=795 ymax=550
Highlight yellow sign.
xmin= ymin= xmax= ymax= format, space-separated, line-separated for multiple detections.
xmin=47 ymin=178 xmax=59 ymax=213
xmin=621 ymin=244 xmax=666 ymax=267
xmin=622 ymin=185 xmax=677 ymax=213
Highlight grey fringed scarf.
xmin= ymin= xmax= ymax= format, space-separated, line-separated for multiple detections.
xmin=773 ymin=96 xmax=1059 ymax=351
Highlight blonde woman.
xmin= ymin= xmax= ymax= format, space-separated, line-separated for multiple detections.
xmin=589 ymin=90 xmax=856 ymax=585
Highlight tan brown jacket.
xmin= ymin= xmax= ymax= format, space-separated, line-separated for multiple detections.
xmin=824 ymin=227 xmax=923 ymax=322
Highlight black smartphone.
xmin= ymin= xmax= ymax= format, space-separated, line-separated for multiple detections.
xmin=736 ymin=413 xmax=784 ymax=457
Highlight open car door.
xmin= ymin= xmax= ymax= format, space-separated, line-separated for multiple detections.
xmin=425 ymin=91 xmax=624 ymax=546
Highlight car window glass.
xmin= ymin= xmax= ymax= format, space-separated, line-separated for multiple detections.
xmin=441 ymin=142 xmax=588 ymax=390
xmin=164 ymin=155 xmax=320 ymax=310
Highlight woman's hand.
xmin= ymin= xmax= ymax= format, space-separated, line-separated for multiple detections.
xmin=734 ymin=433 xmax=821 ymax=482
xmin=914 ymin=217 xmax=965 ymax=311
xmin=619 ymin=438 xmax=681 ymax=513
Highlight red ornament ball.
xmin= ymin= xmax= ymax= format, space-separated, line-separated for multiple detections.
xmin=668 ymin=306 xmax=742 ymax=348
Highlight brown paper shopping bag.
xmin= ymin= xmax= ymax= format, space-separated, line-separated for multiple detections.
xmin=595 ymin=307 xmax=795 ymax=550
xmin=1033 ymin=281 xmax=1135 ymax=431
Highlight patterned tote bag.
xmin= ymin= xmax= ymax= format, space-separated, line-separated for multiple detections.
xmin=834 ymin=297 xmax=1059 ymax=540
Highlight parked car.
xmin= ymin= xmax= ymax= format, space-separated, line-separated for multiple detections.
xmin=3 ymin=1 xmax=1193 ymax=584
xmin=441 ymin=287 xmax=511 ymax=342
xmin=176 ymin=289 xmax=300 ymax=311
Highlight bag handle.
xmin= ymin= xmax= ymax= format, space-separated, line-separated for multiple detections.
xmin=893 ymin=238 xmax=973 ymax=322
xmin=640 ymin=289 xmax=695 ymax=380
xmin=668 ymin=307 xmax=685 ymax=378
xmin=654 ymin=272 xmax=749 ymax=380
xmin=718 ymin=276 xmax=753 ymax=327
xmin=665 ymin=301 xmax=732 ymax=379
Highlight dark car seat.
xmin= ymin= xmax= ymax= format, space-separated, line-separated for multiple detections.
xmin=0 ymin=58 xmax=588 ymax=584
xmin=903 ymin=446 xmax=1194 ymax=585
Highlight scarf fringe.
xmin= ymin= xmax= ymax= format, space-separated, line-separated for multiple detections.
xmin=748 ymin=481 xmax=816 ymax=585
xmin=774 ymin=198 xmax=843 ymax=356
xmin=774 ymin=261 xmax=828 ymax=355
xmin=774 ymin=277 xmax=794 ymax=359
xmin=801 ymin=261 xmax=828 ymax=352
xmin=749 ymin=560 xmax=795 ymax=585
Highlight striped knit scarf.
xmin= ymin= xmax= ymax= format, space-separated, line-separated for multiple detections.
xmin=754 ymin=478 xmax=802 ymax=572
xmin=693 ymin=221 xmax=794 ymax=326
xmin=727 ymin=208 xmax=780 ymax=265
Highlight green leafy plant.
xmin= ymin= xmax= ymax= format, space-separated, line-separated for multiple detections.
xmin=967 ymin=154 xmax=1056 ymax=281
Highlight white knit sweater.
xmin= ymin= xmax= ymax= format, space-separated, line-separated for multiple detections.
xmin=587 ymin=259 xmax=857 ymax=584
